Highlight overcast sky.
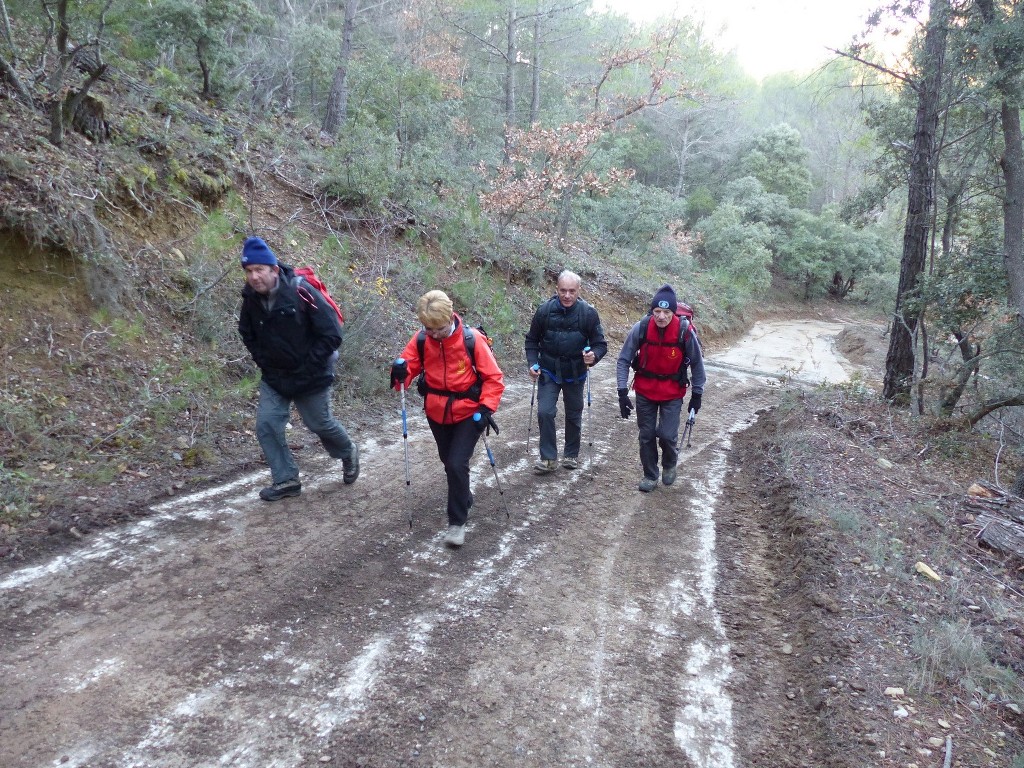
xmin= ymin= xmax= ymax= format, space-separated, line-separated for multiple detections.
xmin=596 ymin=0 xmax=911 ymax=80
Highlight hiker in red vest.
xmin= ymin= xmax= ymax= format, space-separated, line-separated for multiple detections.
xmin=615 ymin=284 xmax=706 ymax=493
xmin=390 ymin=290 xmax=505 ymax=547
xmin=238 ymin=236 xmax=359 ymax=501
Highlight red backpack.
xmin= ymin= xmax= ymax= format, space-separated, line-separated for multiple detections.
xmin=674 ymin=301 xmax=695 ymax=343
xmin=294 ymin=266 xmax=345 ymax=328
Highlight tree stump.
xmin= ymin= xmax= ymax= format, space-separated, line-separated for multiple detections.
xmin=71 ymin=93 xmax=110 ymax=143
xmin=964 ymin=480 xmax=1024 ymax=559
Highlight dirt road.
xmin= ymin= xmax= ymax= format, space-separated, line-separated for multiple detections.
xmin=0 ymin=319 xmax=861 ymax=768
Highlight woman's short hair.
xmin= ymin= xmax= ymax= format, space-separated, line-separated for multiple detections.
xmin=416 ymin=290 xmax=454 ymax=328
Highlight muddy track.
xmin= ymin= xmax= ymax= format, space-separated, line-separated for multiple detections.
xmin=0 ymin=325 xmax=857 ymax=768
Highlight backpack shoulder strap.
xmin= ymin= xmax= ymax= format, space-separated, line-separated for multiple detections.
xmin=463 ymin=325 xmax=477 ymax=370
xmin=678 ymin=316 xmax=692 ymax=346
xmin=418 ymin=324 xmax=479 ymax=370
xmin=416 ymin=329 xmax=426 ymax=364
xmin=636 ymin=314 xmax=653 ymax=346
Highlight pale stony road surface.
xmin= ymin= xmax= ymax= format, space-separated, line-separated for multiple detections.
xmin=1 ymin=320 xmax=856 ymax=768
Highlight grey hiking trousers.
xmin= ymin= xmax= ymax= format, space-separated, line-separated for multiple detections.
xmin=635 ymin=393 xmax=682 ymax=481
xmin=256 ymin=380 xmax=355 ymax=484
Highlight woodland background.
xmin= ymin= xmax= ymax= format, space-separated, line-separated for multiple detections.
xmin=2 ymin=1 xmax=1024 ymax=761
xmin=0 ymin=0 xmax=1022 ymax=544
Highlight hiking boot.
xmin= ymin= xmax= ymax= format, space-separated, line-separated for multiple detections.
xmin=342 ymin=444 xmax=359 ymax=485
xmin=259 ymin=478 xmax=301 ymax=501
xmin=444 ymin=524 xmax=466 ymax=547
xmin=662 ymin=465 xmax=677 ymax=486
xmin=561 ymin=456 xmax=579 ymax=470
xmin=533 ymin=459 xmax=558 ymax=474
xmin=638 ymin=477 xmax=657 ymax=493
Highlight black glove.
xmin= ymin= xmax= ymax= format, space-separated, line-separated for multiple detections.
xmin=390 ymin=359 xmax=408 ymax=388
xmin=617 ymin=388 xmax=634 ymax=419
xmin=688 ymin=393 xmax=702 ymax=416
xmin=473 ymin=406 xmax=499 ymax=434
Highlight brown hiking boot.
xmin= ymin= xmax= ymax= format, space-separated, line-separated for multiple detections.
xmin=533 ymin=459 xmax=557 ymax=474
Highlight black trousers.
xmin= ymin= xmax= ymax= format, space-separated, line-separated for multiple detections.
xmin=427 ymin=416 xmax=481 ymax=526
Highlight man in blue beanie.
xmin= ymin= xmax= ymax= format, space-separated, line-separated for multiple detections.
xmin=238 ymin=236 xmax=359 ymax=500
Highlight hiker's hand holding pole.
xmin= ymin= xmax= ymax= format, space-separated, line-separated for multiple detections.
xmin=582 ymin=347 xmax=596 ymax=366
xmin=528 ymin=363 xmax=540 ymax=382
xmin=687 ymin=392 xmax=702 ymax=416
xmin=390 ymin=359 xmax=408 ymax=388
xmin=473 ymin=407 xmax=499 ymax=435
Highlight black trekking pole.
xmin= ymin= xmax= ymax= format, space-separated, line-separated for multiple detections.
xmin=474 ymin=412 xmax=511 ymax=520
xmin=679 ymin=408 xmax=696 ymax=449
xmin=397 ymin=359 xmax=413 ymax=529
xmin=526 ymin=363 xmax=539 ymax=456
xmin=583 ymin=346 xmax=593 ymax=469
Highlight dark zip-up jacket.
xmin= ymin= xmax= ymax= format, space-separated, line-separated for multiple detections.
xmin=238 ymin=264 xmax=342 ymax=398
xmin=524 ymin=296 xmax=607 ymax=383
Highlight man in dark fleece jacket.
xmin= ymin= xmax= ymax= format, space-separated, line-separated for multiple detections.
xmin=238 ymin=236 xmax=359 ymax=501
xmin=524 ymin=270 xmax=608 ymax=474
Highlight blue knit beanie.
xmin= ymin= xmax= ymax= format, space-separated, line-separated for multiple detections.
xmin=650 ymin=284 xmax=677 ymax=313
xmin=241 ymin=237 xmax=277 ymax=267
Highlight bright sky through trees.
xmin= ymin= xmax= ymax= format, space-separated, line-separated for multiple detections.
xmin=596 ymin=0 xmax=908 ymax=79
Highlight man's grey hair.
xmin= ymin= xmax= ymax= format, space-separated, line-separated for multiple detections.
xmin=557 ymin=270 xmax=582 ymax=289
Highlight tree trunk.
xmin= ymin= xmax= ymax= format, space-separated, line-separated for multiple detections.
xmin=976 ymin=0 xmax=1024 ymax=331
xmin=529 ymin=14 xmax=540 ymax=125
xmin=504 ymin=4 xmax=516 ymax=122
xmin=998 ymin=100 xmax=1024 ymax=327
xmin=937 ymin=333 xmax=980 ymax=415
xmin=501 ymin=2 xmax=518 ymax=162
xmin=321 ymin=0 xmax=358 ymax=137
xmin=882 ymin=0 xmax=949 ymax=404
xmin=198 ymin=39 xmax=212 ymax=98
xmin=0 ymin=52 xmax=32 ymax=106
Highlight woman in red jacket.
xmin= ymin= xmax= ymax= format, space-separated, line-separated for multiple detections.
xmin=390 ymin=290 xmax=504 ymax=546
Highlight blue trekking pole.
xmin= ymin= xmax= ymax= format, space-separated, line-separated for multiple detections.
xmin=526 ymin=364 xmax=539 ymax=455
xmin=474 ymin=412 xmax=510 ymax=519
xmin=396 ymin=358 xmax=413 ymax=529
xmin=583 ymin=346 xmax=593 ymax=468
